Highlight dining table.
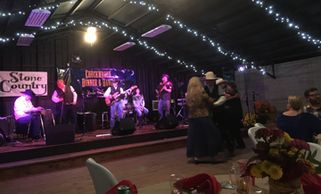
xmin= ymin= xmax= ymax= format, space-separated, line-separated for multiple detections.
xmin=138 ymin=174 xmax=269 ymax=194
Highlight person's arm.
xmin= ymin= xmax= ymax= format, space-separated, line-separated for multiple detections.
xmin=142 ymin=96 xmax=145 ymax=107
xmin=103 ymin=87 xmax=111 ymax=97
xmin=164 ymin=82 xmax=172 ymax=93
xmin=70 ymin=86 xmax=78 ymax=105
xmin=133 ymin=96 xmax=139 ymax=108
xmin=51 ymin=90 xmax=63 ymax=103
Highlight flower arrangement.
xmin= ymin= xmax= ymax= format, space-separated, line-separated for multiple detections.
xmin=242 ymin=112 xmax=257 ymax=128
xmin=244 ymin=128 xmax=314 ymax=182
xmin=254 ymin=100 xmax=277 ymax=124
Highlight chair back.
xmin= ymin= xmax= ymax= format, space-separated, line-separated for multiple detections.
xmin=86 ymin=158 xmax=118 ymax=194
xmin=40 ymin=109 xmax=55 ymax=129
xmin=248 ymin=124 xmax=266 ymax=146
xmin=307 ymin=142 xmax=321 ymax=162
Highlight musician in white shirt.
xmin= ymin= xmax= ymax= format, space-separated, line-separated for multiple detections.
xmin=14 ymin=89 xmax=43 ymax=139
xmin=104 ymin=80 xmax=124 ymax=129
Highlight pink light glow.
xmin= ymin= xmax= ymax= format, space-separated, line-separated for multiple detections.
xmin=25 ymin=9 xmax=51 ymax=27
xmin=113 ymin=42 xmax=136 ymax=51
xmin=141 ymin=24 xmax=172 ymax=38
xmin=17 ymin=34 xmax=35 ymax=46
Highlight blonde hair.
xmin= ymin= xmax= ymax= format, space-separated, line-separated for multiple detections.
xmin=186 ymin=77 xmax=205 ymax=107
xmin=288 ymin=96 xmax=303 ymax=111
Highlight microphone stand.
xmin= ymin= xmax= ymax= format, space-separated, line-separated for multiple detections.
xmin=81 ymin=91 xmax=87 ymax=136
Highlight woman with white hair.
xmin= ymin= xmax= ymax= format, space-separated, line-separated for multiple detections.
xmin=186 ymin=76 xmax=223 ymax=163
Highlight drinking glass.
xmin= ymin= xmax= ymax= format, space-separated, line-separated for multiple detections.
xmin=169 ymin=173 xmax=184 ymax=194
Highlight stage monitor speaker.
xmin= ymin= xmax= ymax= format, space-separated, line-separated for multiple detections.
xmin=76 ymin=112 xmax=97 ymax=133
xmin=112 ymin=118 xmax=135 ymax=136
xmin=45 ymin=124 xmax=75 ymax=145
xmin=155 ymin=115 xmax=178 ymax=130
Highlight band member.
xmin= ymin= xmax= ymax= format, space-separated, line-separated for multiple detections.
xmin=104 ymin=80 xmax=124 ymax=129
xmin=14 ymin=89 xmax=44 ymax=140
xmin=51 ymin=79 xmax=78 ymax=124
xmin=156 ymin=74 xmax=173 ymax=119
xmin=133 ymin=88 xmax=149 ymax=126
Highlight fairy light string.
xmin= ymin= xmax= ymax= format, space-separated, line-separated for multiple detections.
xmin=251 ymin=0 xmax=321 ymax=49
xmin=123 ymin=0 xmax=267 ymax=74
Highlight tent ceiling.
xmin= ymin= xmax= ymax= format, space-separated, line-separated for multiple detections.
xmin=1 ymin=0 xmax=321 ymax=72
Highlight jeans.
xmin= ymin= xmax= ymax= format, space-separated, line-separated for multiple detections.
xmin=16 ymin=113 xmax=42 ymax=139
xmin=158 ymin=99 xmax=170 ymax=119
xmin=110 ymin=100 xmax=124 ymax=129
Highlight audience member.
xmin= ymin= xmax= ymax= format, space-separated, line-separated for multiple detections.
xmin=304 ymin=87 xmax=321 ymax=120
xmin=277 ymin=96 xmax=321 ymax=142
xmin=215 ymin=82 xmax=245 ymax=156
xmin=186 ymin=76 xmax=223 ymax=163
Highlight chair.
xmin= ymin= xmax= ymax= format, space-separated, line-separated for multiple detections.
xmin=248 ymin=123 xmax=266 ymax=146
xmin=40 ymin=109 xmax=55 ymax=138
xmin=86 ymin=158 xmax=118 ymax=194
xmin=101 ymin=112 xmax=109 ymax=129
xmin=307 ymin=142 xmax=321 ymax=162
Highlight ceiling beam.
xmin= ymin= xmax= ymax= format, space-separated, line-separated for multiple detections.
xmin=61 ymin=0 xmax=84 ymax=23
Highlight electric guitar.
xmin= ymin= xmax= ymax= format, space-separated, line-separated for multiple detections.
xmin=155 ymin=81 xmax=172 ymax=98
xmin=105 ymin=85 xmax=137 ymax=106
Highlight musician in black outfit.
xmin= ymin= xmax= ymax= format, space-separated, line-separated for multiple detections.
xmin=156 ymin=74 xmax=173 ymax=119
xmin=104 ymin=80 xmax=124 ymax=129
xmin=51 ymin=79 xmax=78 ymax=124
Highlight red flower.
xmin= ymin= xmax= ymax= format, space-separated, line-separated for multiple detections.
xmin=290 ymin=139 xmax=310 ymax=150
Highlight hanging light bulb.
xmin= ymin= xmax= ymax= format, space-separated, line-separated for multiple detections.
xmin=84 ymin=26 xmax=97 ymax=45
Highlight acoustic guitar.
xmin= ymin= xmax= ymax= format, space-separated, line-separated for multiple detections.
xmin=105 ymin=85 xmax=137 ymax=106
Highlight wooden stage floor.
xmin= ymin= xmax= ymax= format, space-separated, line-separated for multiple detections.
xmin=0 ymin=124 xmax=188 ymax=164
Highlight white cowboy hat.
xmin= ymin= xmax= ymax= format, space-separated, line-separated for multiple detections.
xmin=204 ymin=71 xmax=217 ymax=80
xmin=216 ymin=78 xmax=227 ymax=85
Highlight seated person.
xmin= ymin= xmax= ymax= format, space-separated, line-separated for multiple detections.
xmin=133 ymin=88 xmax=149 ymax=126
xmin=304 ymin=87 xmax=321 ymax=120
xmin=14 ymin=89 xmax=44 ymax=139
xmin=277 ymin=96 xmax=321 ymax=142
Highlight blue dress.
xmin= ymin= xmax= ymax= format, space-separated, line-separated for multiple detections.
xmin=276 ymin=113 xmax=321 ymax=142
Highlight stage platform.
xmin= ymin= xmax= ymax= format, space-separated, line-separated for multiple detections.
xmin=0 ymin=124 xmax=187 ymax=180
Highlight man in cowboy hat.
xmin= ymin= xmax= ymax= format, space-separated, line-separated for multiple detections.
xmin=204 ymin=71 xmax=219 ymax=100
xmin=104 ymin=79 xmax=125 ymax=129
xmin=14 ymin=89 xmax=44 ymax=140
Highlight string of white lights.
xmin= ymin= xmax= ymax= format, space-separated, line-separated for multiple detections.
xmin=123 ymin=0 xmax=159 ymax=12
xmin=251 ymin=0 xmax=321 ymax=49
xmin=123 ymin=0 xmax=266 ymax=75
xmin=39 ymin=20 xmax=201 ymax=73
xmin=0 ymin=3 xmax=60 ymax=18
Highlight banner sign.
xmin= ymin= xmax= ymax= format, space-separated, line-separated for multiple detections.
xmin=0 ymin=71 xmax=48 ymax=97
xmin=58 ymin=68 xmax=135 ymax=95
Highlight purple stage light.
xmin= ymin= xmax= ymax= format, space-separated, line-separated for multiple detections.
xmin=25 ymin=9 xmax=51 ymax=27
xmin=17 ymin=34 xmax=35 ymax=46
xmin=113 ymin=42 xmax=136 ymax=51
xmin=141 ymin=24 xmax=172 ymax=38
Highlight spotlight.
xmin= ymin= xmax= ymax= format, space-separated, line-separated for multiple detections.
xmin=84 ymin=27 xmax=97 ymax=45
xmin=238 ymin=66 xmax=245 ymax=72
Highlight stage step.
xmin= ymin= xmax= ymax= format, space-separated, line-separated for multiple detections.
xmin=0 ymin=130 xmax=187 ymax=180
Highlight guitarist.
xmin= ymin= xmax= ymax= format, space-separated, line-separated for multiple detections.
xmin=156 ymin=74 xmax=173 ymax=120
xmin=103 ymin=79 xmax=125 ymax=129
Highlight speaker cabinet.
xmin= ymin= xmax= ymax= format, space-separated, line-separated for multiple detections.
xmin=76 ymin=112 xmax=97 ymax=133
xmin=155 ymin=115 xmax=178 ymax=130
xmin=45 ymin=124 xmax=75 ymax=145
xmin=112 ymin=118 xmax=135 ymax=136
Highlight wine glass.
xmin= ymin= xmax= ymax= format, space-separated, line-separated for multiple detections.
xmin=169 ymin=173 xmax=184 ymax=194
